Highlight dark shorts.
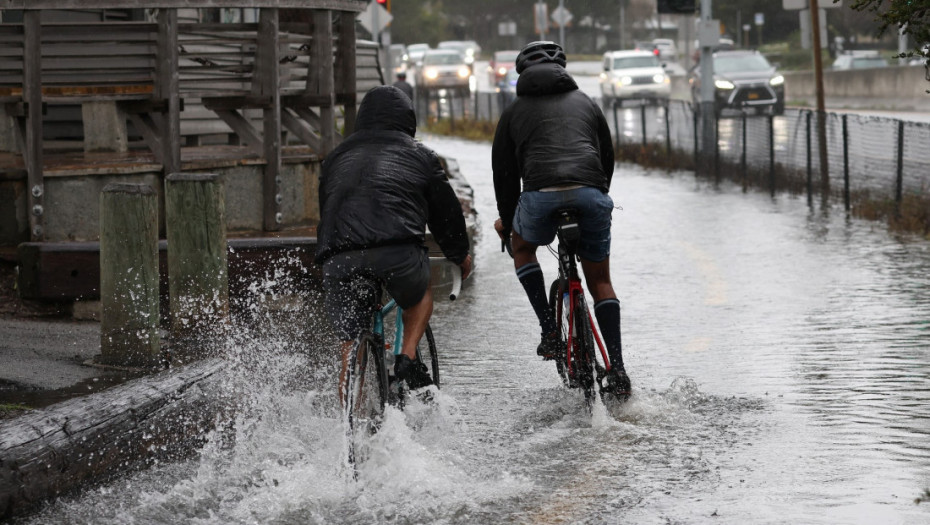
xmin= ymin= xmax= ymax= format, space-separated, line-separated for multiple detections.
xmin=322 ymin=244 xmax=430 ymax=341
xmin=512 ymin=186 xmax=614 ymax=262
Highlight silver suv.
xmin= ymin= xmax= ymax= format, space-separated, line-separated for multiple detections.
xmin=599 ymin=50 xmax=670 ymax=109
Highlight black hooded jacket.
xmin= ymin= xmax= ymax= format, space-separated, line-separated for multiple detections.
xmin=315 ymin=86 xmax=469 ymax=265
xmin=492 ymin=62 xmax=614 ymax=229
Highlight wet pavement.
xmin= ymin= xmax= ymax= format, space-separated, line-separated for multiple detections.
xmin=11 ymin=135 xmax=930 ymax=524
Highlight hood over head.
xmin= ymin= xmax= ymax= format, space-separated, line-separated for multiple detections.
xmin=355 ymin=85 xmax=418 ymax=137
xmin=515 ymin=62 xmax=578 ymax=97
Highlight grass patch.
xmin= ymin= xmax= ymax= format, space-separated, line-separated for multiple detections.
xmin=422 ymin=119 xmax=498 ymax=142
xmin=0 ymin=402 xmax=31 ymax=419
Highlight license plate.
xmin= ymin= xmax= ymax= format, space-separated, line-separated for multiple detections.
xmin=748 ymin=93 xmax=760 ymax=100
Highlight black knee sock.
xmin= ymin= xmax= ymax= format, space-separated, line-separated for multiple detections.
xmin=516 ymin=262 xmax=557 ymax=336
xmin=594 ymin=298 xmax=624 ymax=370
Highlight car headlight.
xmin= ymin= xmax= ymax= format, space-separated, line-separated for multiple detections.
xmin=770 ymin=75 xmax=785 ymax=86
xmin=714 ymin=79 xmax=735 ymax=90
xmin=457 ymin=66 xmax=470 ymax=79
xmin=599 ymin=72 xmax=607 ymax=80
xmin=619 ymin=75 xmax=633 ymax=86
xmin=498 ymin=66 xmax=507 ymax=76
xmin=653 ymin=73 xmax=667 ymax=84
xmin=425 ymin=68 xmax=439 ymax=80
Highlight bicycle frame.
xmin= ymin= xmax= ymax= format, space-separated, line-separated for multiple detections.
xmin=555 ymin=234 xmax=613 ymax=379
xmin=372 ymin=299 xmax=405 ymax=358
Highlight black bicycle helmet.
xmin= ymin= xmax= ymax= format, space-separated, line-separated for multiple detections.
xmin=515 ymin=41 xmax=566 ymax=73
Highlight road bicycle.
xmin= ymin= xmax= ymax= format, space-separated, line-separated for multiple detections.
xmin=546 ymin=209 xmax=615 ymax=406
xmin=343 ymin=258 xmax=463 ymax=475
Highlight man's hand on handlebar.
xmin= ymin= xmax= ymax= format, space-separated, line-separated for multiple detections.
xmin=459 ymin=254 xmax=473 ymax=281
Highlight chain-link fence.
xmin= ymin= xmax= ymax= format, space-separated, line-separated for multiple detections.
xmin=605 ymin=100 xmax=930 ymax=208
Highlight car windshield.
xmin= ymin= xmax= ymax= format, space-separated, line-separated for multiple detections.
xmin=424 ymin=52 xmax=463 ymax=66
xmin=612 ymin=56 xmax=659 ymax=69
xmin=852 ymin=57 xmax=887 ymax=68
xmin=495 ymin=51 xmax=519 ymax=63
xmin=713 ymin=54 xmax=772 ymax=73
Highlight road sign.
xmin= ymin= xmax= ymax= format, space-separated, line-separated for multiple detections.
xmin=498 ymin=21 xmax=517 ymax=37
xmin=800 ymin=8 xmax=828 ymax=49
xmin=534 ymin=2 xmax=548 ymax=35
xmin=358 ymin=1 xmax=392 ymax=35
xmin=755 ymin=13 xmax=765 ymax=26
xmin=551 ymin=6 xmax=572 ymax=27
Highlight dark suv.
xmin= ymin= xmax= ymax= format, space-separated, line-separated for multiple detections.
xmin=689 ymin=50 xmax=785 ymax=116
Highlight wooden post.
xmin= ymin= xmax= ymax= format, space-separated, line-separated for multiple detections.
xmin=23 ymin=10 xmax=44 ymax=241
xmin=336 ymin=11 xmax=357 ymax=135
xmin=99 ymin=183 xmax=160 ymax=367
xmin=156 ymin=8 xmax=181 ymax=178
xmin=165 ymin=173 xmax=229 ymax=355
xmin=310 ymin=10 xmax=336 ymax=155
xmin=257 ymin=8 xmax=282 ymax=231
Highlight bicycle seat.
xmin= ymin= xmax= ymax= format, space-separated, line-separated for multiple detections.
xmin=552 ymin=209 xmax=580 ymax=253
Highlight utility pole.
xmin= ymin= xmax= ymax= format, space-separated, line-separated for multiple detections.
xmin=809 ymin=0 xmax=830 ymax=200
xmin=699 ymin=0 xmax=717 ymax=171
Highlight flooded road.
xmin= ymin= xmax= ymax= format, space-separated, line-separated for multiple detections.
xmin=19 ymin=136 xmax=930 ymax=524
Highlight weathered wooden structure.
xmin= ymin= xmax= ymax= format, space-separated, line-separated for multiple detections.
xmin=0 ymin=0 xmax=378 ymax=242
xmin=0 ymin=0 xmax=387 ymax=301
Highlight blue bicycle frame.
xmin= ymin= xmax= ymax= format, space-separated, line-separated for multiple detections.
xmin=372 ymin=298 xmax=405 ymax=358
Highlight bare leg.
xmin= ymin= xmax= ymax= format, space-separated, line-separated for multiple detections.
xmin=579 ymin=256 xmax=616 ymax=302
xmin=510 ymin=230 xmax=540 ymax=268
xmin=337 ymin=339 xmax=354 ymax=407
xmin=401 ymin=287 xmax=434 ymax=359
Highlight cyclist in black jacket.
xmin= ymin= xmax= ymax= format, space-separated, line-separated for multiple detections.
xmin=317 ymin=85 xmax=473 ymax=392
xmin=492 ymin=41 xmax=631 ymax=395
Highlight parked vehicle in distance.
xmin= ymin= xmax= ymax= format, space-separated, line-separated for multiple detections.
xmin=388 ymin=44 xmax=408 ymax=77
xmin=405 ymin=43 xmax=430 ymax=67
xmin=497 ymin=68 xmax=519 ymax=108
xmin=689 ymin=49 xmax=785 ymax=116
xmin=832 ymin=51 xmax=889 ymax=70
xmin=599 ymin=50 xmax=671 ymax=109
xmin=438 ymin=40 xmax=481 ymax=70
xmin=488 ymin=49 xmax=520 ymax=87
xmin=417 ymin=49 xmax=471 ymax=93
xmin=633 ymin=41 xmax=661 ymax=57
xmin=652 ymin=38 xmax=679 ymax=62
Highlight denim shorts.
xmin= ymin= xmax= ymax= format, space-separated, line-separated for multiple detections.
xmin=322 ymin=244 xmax=430 ymax=341
xmin=512 ymin=186 xmax=613 ymax=262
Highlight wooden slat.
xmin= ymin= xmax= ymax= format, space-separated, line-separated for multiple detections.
xmin=156 ymin=8 xmax=181 ymax=178
xmin=212 ymin=108 xmax=263 ymax=156
xmin=23 ymin=11 xmax=44 ymax=242
xmin=281 ymin=107 xmax=321 ymax=151
xmin=257 ymin=8 xmax=281 ymax=232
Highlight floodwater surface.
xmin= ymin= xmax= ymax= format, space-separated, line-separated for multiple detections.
xmin=17 ymin=136 xmax=930 ymax=524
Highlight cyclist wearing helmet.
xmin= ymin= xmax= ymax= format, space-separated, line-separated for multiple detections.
xmin=492 ymin=41 xmax=631 ymax=396
xmin=317 ymin=85 xmax=473 ymax=394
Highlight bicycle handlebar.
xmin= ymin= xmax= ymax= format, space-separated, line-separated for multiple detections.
xmin=428 ymin=257 xmax=464 ymax=301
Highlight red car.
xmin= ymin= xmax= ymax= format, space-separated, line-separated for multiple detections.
xmin=487 ymin=50 xmax=520 ymax=87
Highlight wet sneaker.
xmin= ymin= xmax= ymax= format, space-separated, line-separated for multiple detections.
xmin=536 ymin=332 xmax=563 ymax=360
xmin=602 ymin=368 xmax=632 ymax=397
xmin=394 ymin=354 xmax=433 ymax=390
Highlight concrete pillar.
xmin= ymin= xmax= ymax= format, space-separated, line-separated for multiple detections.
xmin=82 ymin=101 xmax=128 ymax=153
xmin=0 ymin=104 xmax=18 ymax=153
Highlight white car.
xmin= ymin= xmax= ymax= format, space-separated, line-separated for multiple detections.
xmin=599 ymin=50 xmax=671 ymax=108
xmin=652 ymin=38 xmax=679 ymax=62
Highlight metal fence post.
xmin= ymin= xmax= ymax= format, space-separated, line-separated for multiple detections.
xmin=806 ymin=110 xmax=813 ymax=204
xmin=768 ymin=114 xmax=775 ymax=196
xmin=665 ymin=101 xmax=671 ymax=154
xmin=449 ymin=91 xmax=456 ymax=132
xmin=714 ymin=113 xmax=720 ymax=181
xmin=693 ymin=105 xmax=699 ymax=173
xmin=896 ymin=119 xmax=905 ymax=216
xmin=741 ymin=110 xmax=747 ymax=186
xmin=842 ymin=114 xmax=850 ymax=211
xmin=641 ymin=104 xmax=647 ymax=148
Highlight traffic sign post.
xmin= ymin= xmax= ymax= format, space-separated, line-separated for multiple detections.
xmin=534 ymin=2 xmax=548 ymax=39
xmin=551 ymin=1 xmax=572 ymax=46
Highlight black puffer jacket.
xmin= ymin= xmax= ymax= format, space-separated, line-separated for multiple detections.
xmin=492 ymin=62 xmax=614 ymax=229
xmin=315 ymin=86 xmax=469 ymax=264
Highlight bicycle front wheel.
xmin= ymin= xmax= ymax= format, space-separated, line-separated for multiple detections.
xmin=345 ymin=333 xmax=388 ymax=469
xmin=548 ymin=280 xmax=570 ymax=387
xmin=415 ymin=324 xmax=440 ymax=388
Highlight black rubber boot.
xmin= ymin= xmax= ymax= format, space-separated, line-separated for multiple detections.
xmin=394 ymin=354 xmax=433 ymax=390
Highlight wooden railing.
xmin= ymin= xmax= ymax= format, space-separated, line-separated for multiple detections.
xmin=0 ymin=1 xmax=369 ymax=241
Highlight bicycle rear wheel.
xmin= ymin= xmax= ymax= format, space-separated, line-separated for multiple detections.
xmin=548 ymin=280 xmax=570 ymax=387
xmin=345 ymin=333 xmax=388 ymax=471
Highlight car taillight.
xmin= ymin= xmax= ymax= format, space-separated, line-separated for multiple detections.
xmin=653 ymin=49 xmax=659 ymax=56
